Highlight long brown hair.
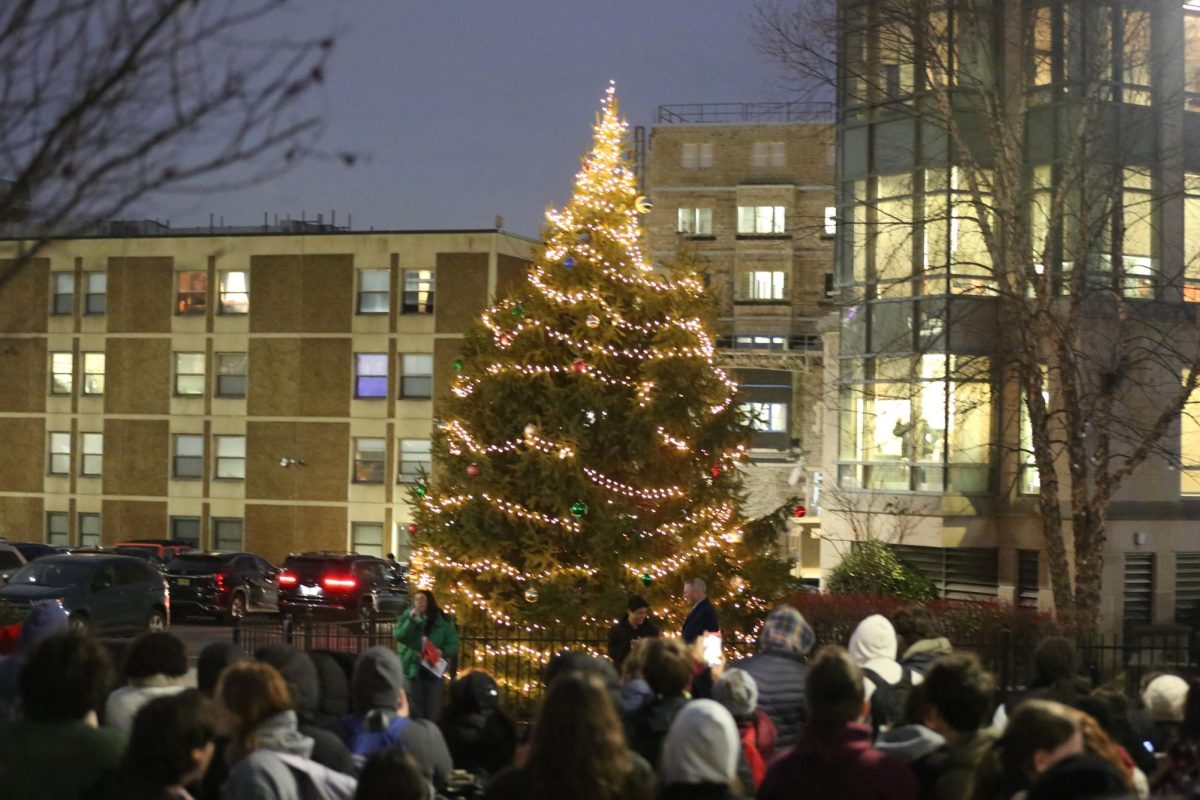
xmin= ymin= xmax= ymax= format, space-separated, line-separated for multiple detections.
xmin=970 ymin=699 xmax=1078 ymax=800
xmin=1075 ymin=710 xmax=1135 ymax=793
xmin=528 ymin=672 xmax=645 ymax=800
xmin=216 ymin=661 xmax=293 ymax=763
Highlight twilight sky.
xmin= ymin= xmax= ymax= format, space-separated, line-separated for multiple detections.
xmin=153 ymin=1 xmax=790 ymax=238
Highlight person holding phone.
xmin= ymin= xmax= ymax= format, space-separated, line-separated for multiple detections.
xmin=394 ymin=589 xmax=459 ymax=722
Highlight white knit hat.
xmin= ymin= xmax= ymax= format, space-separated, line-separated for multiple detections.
xmin=1143 ymin=674 xmax=1189 ymax=722
xmin=660 ymin=699 xmax=740 ymax=786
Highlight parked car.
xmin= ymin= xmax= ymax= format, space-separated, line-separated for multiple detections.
xmin=114 ymin=539 xmax=194 ymax=560
xmin=113 ymin=546 xmax=167 ymax=571
xmin=0 ymin=553 xmax=169 ymax=636
xmin=277 ymin=552 xmax=408 ymax=619
xmin=0 ymin=544 xmax=26 ymax=583
xmin=165 ymin=551 xmax=279 ymax=623
xmin=9 ymin=542 xmax=59 ymax=562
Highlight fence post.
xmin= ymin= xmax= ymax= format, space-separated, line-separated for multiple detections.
xmin=231 ymin=615 xmax=241 ymax=645
xmin=282 ymin=614 xmax=293 ymax=645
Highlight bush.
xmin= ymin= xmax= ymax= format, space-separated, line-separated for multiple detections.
xmin=824 ymin=540 xmax=938 ymax=602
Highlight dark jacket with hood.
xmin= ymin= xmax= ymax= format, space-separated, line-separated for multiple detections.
xmin=256 ymin=644 xmax=356 ymax=776
xmin=729 ymin=605 xmax=815 ymax=749
xmin=931 ymin=728 xmax=996 ymax=800
xmin=0 ymin=600 xmax=69 ymax=720
xmin=441 ymin=671 xmax=517 ymax=779
xmin=626 ymin=693 xmax=690 ymax=767
xmin=874 ymin=723 xmax=948 ymax=799
xmin=758 ymin=722 xmax=919 ymax=800
xmin=898 ymin=637 xmax=954 ymax=677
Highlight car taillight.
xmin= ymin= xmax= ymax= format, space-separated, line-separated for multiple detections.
xmin=278 ymin=572 xmax=298 ymax=586
xmin=322 ymin=576 xmax=357 ymax=590
xmin=214 ymin=572 xmax=227 ymax=591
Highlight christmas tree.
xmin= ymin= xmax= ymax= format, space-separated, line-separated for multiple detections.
xmin=410 ymin=84 xmax=791 ymax=641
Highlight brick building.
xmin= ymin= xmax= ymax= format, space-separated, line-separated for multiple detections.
xmin=0 ymin=227 xmax=534 ymax=564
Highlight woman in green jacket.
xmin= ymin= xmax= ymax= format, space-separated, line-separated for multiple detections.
xmin=394 ymin=589 xmax=459 ymax=722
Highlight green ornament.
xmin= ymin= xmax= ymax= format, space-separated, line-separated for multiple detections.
xmin=415 ymin=482 xmax=427 ymax=498
xmin=453 ymin=358 xmax=464 ymax=371
xmin=511 ymin=304 xmax=524 ymax=318
xmin=570 ymin=501 xmax=588 ymax=518
xmin=640 ymin=573 xmax=653 ymax=587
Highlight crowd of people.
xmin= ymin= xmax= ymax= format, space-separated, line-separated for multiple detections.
xmin=3 ymin=580 xmax=1200 ymax=799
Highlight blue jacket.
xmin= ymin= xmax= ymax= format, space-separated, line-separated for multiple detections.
xmin=681 ymin=598 xmax=719 ymax=644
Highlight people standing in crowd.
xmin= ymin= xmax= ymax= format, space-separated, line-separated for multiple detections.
xmin=255 ymin=644 xmax=357 ymax=775
xmin=607 ymin=595 xmax=659 ymax=670
xmin=659 ymin=699 xmax=745 ymax=800
xmin=1024 ymin=753 xmax=1129 ymax=800
xmin=105 ymin=631 xmax=190 ymax=732
xmin=997 ymin=637 xmax=1087 ymax=728
xmin=393 ymin=589 xmax=459 ymax=722
xmin=0 ymin=600 xmax=68 ymax=721
xmin=758 ymin=645 xmax=918 ymax=800
xmin=1071 ymin=709 xmax=1141 ymax=797
xmin=891 ymin=606 xmax=953 ymax=677
xmin=918 ymin=653 xmax=996 ymax=800
xmin=728 ymin=603 xmax=812 ymax=749
xmin=681 ymin=578 xmax=719 ymax=645
xmin=626 ymin=637 xmax=695 ymax=767
xmin=0 ymin=632 xmax=125 ymax=800
xmin=484 ymin=671 xmax=655 ymax=800
xmin=1083 ymin=688 xmax=1157 ymax=777
xmin=85 ymin=690 xmax=219 ymax=800
xmin=969 ymin=699 xmax=1083 ymax=800
xmin=196 ymin=642 xmax=248 ymax=698
xmin=874 ymin=684 xmax=948 ymax=798
xmin=440 ymin=670 xmax=517 ymax=781
xmin=1143 ymin=672 xmax=1189 ymax=755
xmin=712 ymin=668 xmax=776 ymax=792
xmin=217 ymin=660 xmax=357 ymax=799
xmin=848 ymin=613 xmax=921 ymax=732
xmin=354 ymin=747 xmax=431 ymax=800
xmin=619 ymin=637 xmax=656 ymax=718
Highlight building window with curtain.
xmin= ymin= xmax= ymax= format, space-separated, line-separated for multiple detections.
xmin=355 ymin=354 xmax=389 ymax=399
xmin=358 ymin=269 xmax=390 ymax=314
xmin=219 ymin=271 xmax=249 ymax=314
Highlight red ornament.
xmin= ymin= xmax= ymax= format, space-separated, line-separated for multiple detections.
xmin=466 ymin=463 xmax=480 ymax=477
xmin=406 ymin=523 xmax=418 ymax=535
xmin=711 ymin=465 xmax=721 ymax=478
xmin=571 ymin=358 xmax=587 ymax=374
xmin=792 ymin=505 xmax=807 ymax=518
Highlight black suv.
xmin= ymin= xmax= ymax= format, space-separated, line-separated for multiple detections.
xmin=165 ymin=551 xmax=279 ymax=623
xmin=277 ymin=552 xmax=407 ymax=619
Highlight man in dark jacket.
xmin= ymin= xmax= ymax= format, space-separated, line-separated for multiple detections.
xmin=760 ymin=645 xmax=918 ymax=800
xmin=729 ymin=603 xmax=814 ymax=749
xmin=625 ymin=637 xmax=695 ymax=766
xmin=681 ymin=577 xmax=719 ymax=645
xmin=892 ymin=606 xmax=953 ymax=677
xmin=607 ymin=595 xmax=659 ymax=670
xmin=920 ymin=653 xmax=996 ymax=800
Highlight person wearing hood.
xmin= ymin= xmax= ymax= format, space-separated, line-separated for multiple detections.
xmin=920 ymin=653 xmax=997 ymax=800
xmin=728 ymin=604 xmax=813 ymax=749
xmin=759 ymin=645 xmax=918 ymax=800
xmin=105 ymin=631 xmax=190 ymax=732
xmin=659 ymin=699 xmax=746 ymax=800
xmin=256 ymin=644 xmax=356 ymax=776
xmin=625 ymin=637 xmax=695 ymax=767
xmin=849 ymin=613 xmax=922 ymax=731
xmin=440 ymin=670 xmax=517 ymax=780
xmin=891 ymin=606 xmax=954 ymax=677
xmin=0 ymin=599 xmax=68 ymax=721
xmin=874 ymin=684 xmax=948 ymax=798
xmin=197 ymin=642 xmax=248 ymax=698
xmin=217 ymin=660 xmax=357 ymax=800
xmin=336 ymin=646 xmax=452 ymax=789
xmin=711 ymin=668 xmax=776 ymax=791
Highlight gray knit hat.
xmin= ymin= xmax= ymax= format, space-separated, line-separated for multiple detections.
xmin=713 ymin=667 xmax=758 ymax=718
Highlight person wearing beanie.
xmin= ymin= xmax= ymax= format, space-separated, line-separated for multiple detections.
xmin=848 ymin=613 xmax=922 ymax=731
xmin=0 ymin=599 xmax=68 ymax=720
xmin=713 ymin=668 xmax=777 ymax=791
xmin=336 ymin=647 xmax=452 ymax=788
xmin=440 ymin=670 xmax=518 ymax=780
xmin=659 ymin=699 xmax=745 ymax=800
xmin=607 ymin=595 xmax=659 ymax=670
xmin=255 ymin=644 xmax=356 ymax=776
xmin=1143 ymin=673 xmax=1189 ymax=761
xmin=729 ymin=603 xmax=814 ymax=748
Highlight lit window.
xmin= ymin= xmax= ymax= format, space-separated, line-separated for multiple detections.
xmin=1187 ymin=7 xmax=1200 ymax=110
xmin=400 ymin=354 xmax=433 ymax=399
xmin=82 ymin=353 xmax=105 ymax=395
xmin=1183 ymin=371 xmax=1200 ymax=496
xmin=353 ymin=438 xmax=386 ymax=484
xmin=48 ymin=432 xmax=71 ymax=475
xmin=741 ymin=402 xmax=789 ymax=432
xmin=824 ymin=207 xmax=837 ymax=236
xmin=352 ymin=522 xmax=385 ymax=557
xmin=737 ymin=206 xmax=786 ymax=234
xmin=398 ymin=439 xmax=431 ymax=482
xmin=213 ymin=518 xmax=243 ymax=551
xmin=740 ymin=271 xmax=786 ymax=301
xmin=677 ymin=208 xmax=713 ymax=236
xmin=214 ymin=435 xmax=246 ymax=480
xmin=176 ymin=271 xmax=207 ymax=315
xmin=218 ymin=271 xmax=249 ymax=314
xmin=358 ymin=269 xmax=390 ymax=314
xmin=84 ymin=273 xmax=106 ymax=315
xmin=355 ymin=354 xmax=389 ymax=399
xmin=681 ymin=142 xmax=713 ymax=169
xmin=79 ymin=513 xmax=101 ymax=547
xmin=171 ymin=517 xmax=201 ymax=549
xmin=46 ymin=512 xmax=69 ymax=546
xmin=81 ymin=433 xmax=103 ymax=476
xmin=402 ymin=270 xmax=434 ymax=314
xmin=51 ymin=273 xmax=74 ymax=315
xmin=173 ymin=435 xmax=204 ymax=479
xmin=733 ymin=336 xmax=787 ymax=351
xmin=50 ymin=352 xmax=73 ymax=395
xmin=752 ymin=141 xmax=786 ymax=168
xmin=1122 ymin=168 xmax=1156 ymax=298
xmin=174 ymin=353 xmax=205 ymax=396
xmin=216 ymin=353 xmax=247 ymax=397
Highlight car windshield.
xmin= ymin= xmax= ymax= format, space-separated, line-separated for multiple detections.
xmin=8 ymin=560 xmax=94 ymax=587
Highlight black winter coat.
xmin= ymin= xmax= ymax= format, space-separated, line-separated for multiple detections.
xmin=626 ymin=694 xmax=690 ymax=767
xmin=729 ymin=650 xmax=807 ymax=749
